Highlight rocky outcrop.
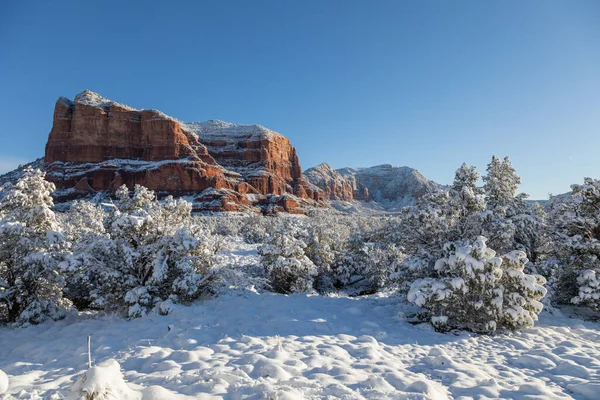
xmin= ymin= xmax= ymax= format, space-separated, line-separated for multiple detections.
xmin=337 ymin=164 xmax=437 ymax=208
xmin=182 ymin=120 xmax=318 ymax=200
xmin=304 ymin=163 xmax=437 ymax=209
xmin=303 ymin=163 xmax=368 ymax=201
xmin=43 ymin=90 xmax=320 ymax=213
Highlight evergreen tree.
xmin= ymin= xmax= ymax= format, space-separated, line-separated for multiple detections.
xmin=546 ymin=178 xmax=600 ymax=310
xmin=396 ymin=163 xmax=486 ymax=287
xmin=407 ymin=237 xmax=546 ymax=333
xmin=63 ymin=185 xmax=217 ymax=318
xmin=258 ymin=218 xmax=318 ymax=294
xmin=482 ymin=156 xmax=544 ymax=260
xmin=0 ymin=168 xmax=70 ymax=324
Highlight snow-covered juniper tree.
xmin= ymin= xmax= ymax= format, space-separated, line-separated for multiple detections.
xmin=258 ymin=218 xmax=318 ymax=294
xmin=545 ymin=178 xmax=600 ymax=310
xmin=407 ymin=237 xmax=546 ymax=333
xmin=482 ymin=155 xmax=543 ymax=259
xmin=396 ymin=163 xmax=487 ymax=288
xmin=0 ymin=168 xmax=70 ymax=324
xmin=59 ymin=200 xmax=108 ymax=309
xmin=62 ymin=185 xmax=218 ymax=318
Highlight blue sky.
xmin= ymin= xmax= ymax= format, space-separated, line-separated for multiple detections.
xmin=1 ymin=0 xmax=599 ymax=199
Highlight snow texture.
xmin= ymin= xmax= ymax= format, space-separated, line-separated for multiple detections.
xmin=182 ymin=120 xmax=281 ymax=141
xmin=0 ymin=370 xmax=8 ymax=394
xmin=1 ymin=241 xmax=600 ymax=399
xmin=73 ymin=90 xmax=137 ymax=112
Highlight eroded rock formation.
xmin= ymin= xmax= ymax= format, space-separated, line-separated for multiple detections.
xmin=44 ymin=90 xmax=320 ymax=213
xmin=304 ymin=163 xmax=437 ymax=208
xmin=303 ymin=163 xmax=365 ymax=201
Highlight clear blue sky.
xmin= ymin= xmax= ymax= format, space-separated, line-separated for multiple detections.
xmin=1 ymin=1 xmax=599 ymax=199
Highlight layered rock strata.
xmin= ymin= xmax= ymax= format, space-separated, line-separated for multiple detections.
xmin=44 ymin=90 xmax=320 ymax=212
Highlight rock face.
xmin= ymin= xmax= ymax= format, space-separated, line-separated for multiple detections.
xmin=304 ymin=163 xmax=437 ymax=209
xmin=303 ymin=163 xmax=368 ymax=201
xmin=338 ymin=164 xmax=437 ymax=208
xmin=44 ymin=90 xmax=320 ymax=212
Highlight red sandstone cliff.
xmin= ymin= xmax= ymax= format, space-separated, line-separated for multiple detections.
xmin=44 ymin=90 xmax=321 ymax=212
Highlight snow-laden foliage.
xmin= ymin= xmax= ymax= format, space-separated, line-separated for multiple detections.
xmin=396 ymin=164 xmax=487 ymax=287
xmin=482 ymin=156 xmax=542 ymax=259
xmin=62 ymin=185 xmax=218 ymax=318
xmin=67 ymin=359 xmax=139 ymax=400
xmin=546 ymin=178 xmax=600 ymax=310
xmin=258 ymin=218 xmax=319 ymax=294
xmin=396 ymin=157 xmax=545 ymax=294
xmin=0 ymin=168 xmax=70 ymax=325
xmin=407 ymin=237 xmax=547 ymax=333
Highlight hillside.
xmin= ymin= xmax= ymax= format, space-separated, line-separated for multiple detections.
xmin=304 ymin=163 xmax=439 ymax=210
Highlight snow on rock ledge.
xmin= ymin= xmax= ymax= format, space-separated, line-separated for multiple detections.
xmin=43 ymin=90 xmax=321 ymax=213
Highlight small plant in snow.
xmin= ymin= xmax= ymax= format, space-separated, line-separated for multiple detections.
xmin=67 ymin=359 xmax=139 ymax=400
xmin=407 ymin=237 xmax=547 ymax=333
xmin=572 ymin=269 xmax=600 ymax=310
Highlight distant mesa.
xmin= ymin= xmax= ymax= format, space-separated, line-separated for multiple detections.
xmin=44 ymin=90 xmax=321 ymax=213
xmin=303 ymin=163 xmax=438 ymax=209
xmin=1 ymin=90 xmax=439 ymax=213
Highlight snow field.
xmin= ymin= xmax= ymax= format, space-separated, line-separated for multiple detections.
xmin=1 ymin=290 xmax=599 ymax=399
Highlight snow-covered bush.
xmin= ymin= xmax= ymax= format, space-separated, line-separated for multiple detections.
xmin=407 ymin=237 xmax=546 ymax=333
xmin=67 ymin=359 xmax=139 ymax=400
xmin=572 ymin=269 xmax=600 ymax=310
xmin=0 ymin=168 xmax=70 ymax=325
xmin=397 ymin=158 xmax=544 ymax=292
xmin=545 ymin=178 xmax=600 ymax=311
xmin=396 ymin=164 xmax=487 ymax=286
xmin=258 ymin=218 xmax=318 ymax=294
xmin=59 ymin=201 xmax=109 ymax=309
xmin=483 ymin=156 xmax=544 ymax=259
xmin=240 ymin=214 xmax=276 ymax=244
xmin=63 ymin=185 xmax=218 ymax=318
xmin=361 ymin=243 xmax=405 ymax=290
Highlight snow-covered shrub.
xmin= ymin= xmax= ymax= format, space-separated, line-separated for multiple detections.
xmin=572 ymin=269 xmax=600 ymax=310
xmin=483 ymin=156 xmax=544 ymax=259
xmin=0 ymin=168 xmax=71 ymax=325
xmin=67 ymin=359 xmax=139 ymax=400
xmin=240 ymin=214 xmax=275 ymax=244
xmin=396 ymin=159 xmax=544 ymax=292
xmin=407 ymin=237 xmax=546 ymax=333
xmin=258 ymin=218 xmax=318 ymax=294
xmin=63 ymin=185 xmax=218 ymax=318
xmin=210 ymin=214 xmax=244 ymax=237
xmin=59 ymin=201 xmax=109 ymax=309
xmin=362 ymin=243 xmax=405 ymax=289
xmin=401 ymin=164 xmax=486 ymax=256
xmin=396 ymin=164 xmax=487 ymax=289
xmin=545 ymin=178 xmax=600 ymax=310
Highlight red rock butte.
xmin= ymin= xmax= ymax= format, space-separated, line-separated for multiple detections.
xmin=44 ymin=90 xmax=322 ymax=213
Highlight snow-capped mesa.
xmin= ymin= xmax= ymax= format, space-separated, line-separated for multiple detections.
xmin=42 ymin=90 xmax=320 ymax=213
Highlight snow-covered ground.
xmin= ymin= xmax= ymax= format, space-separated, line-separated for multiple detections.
xmin=1 ymin=243 xmax=600 ymax=399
